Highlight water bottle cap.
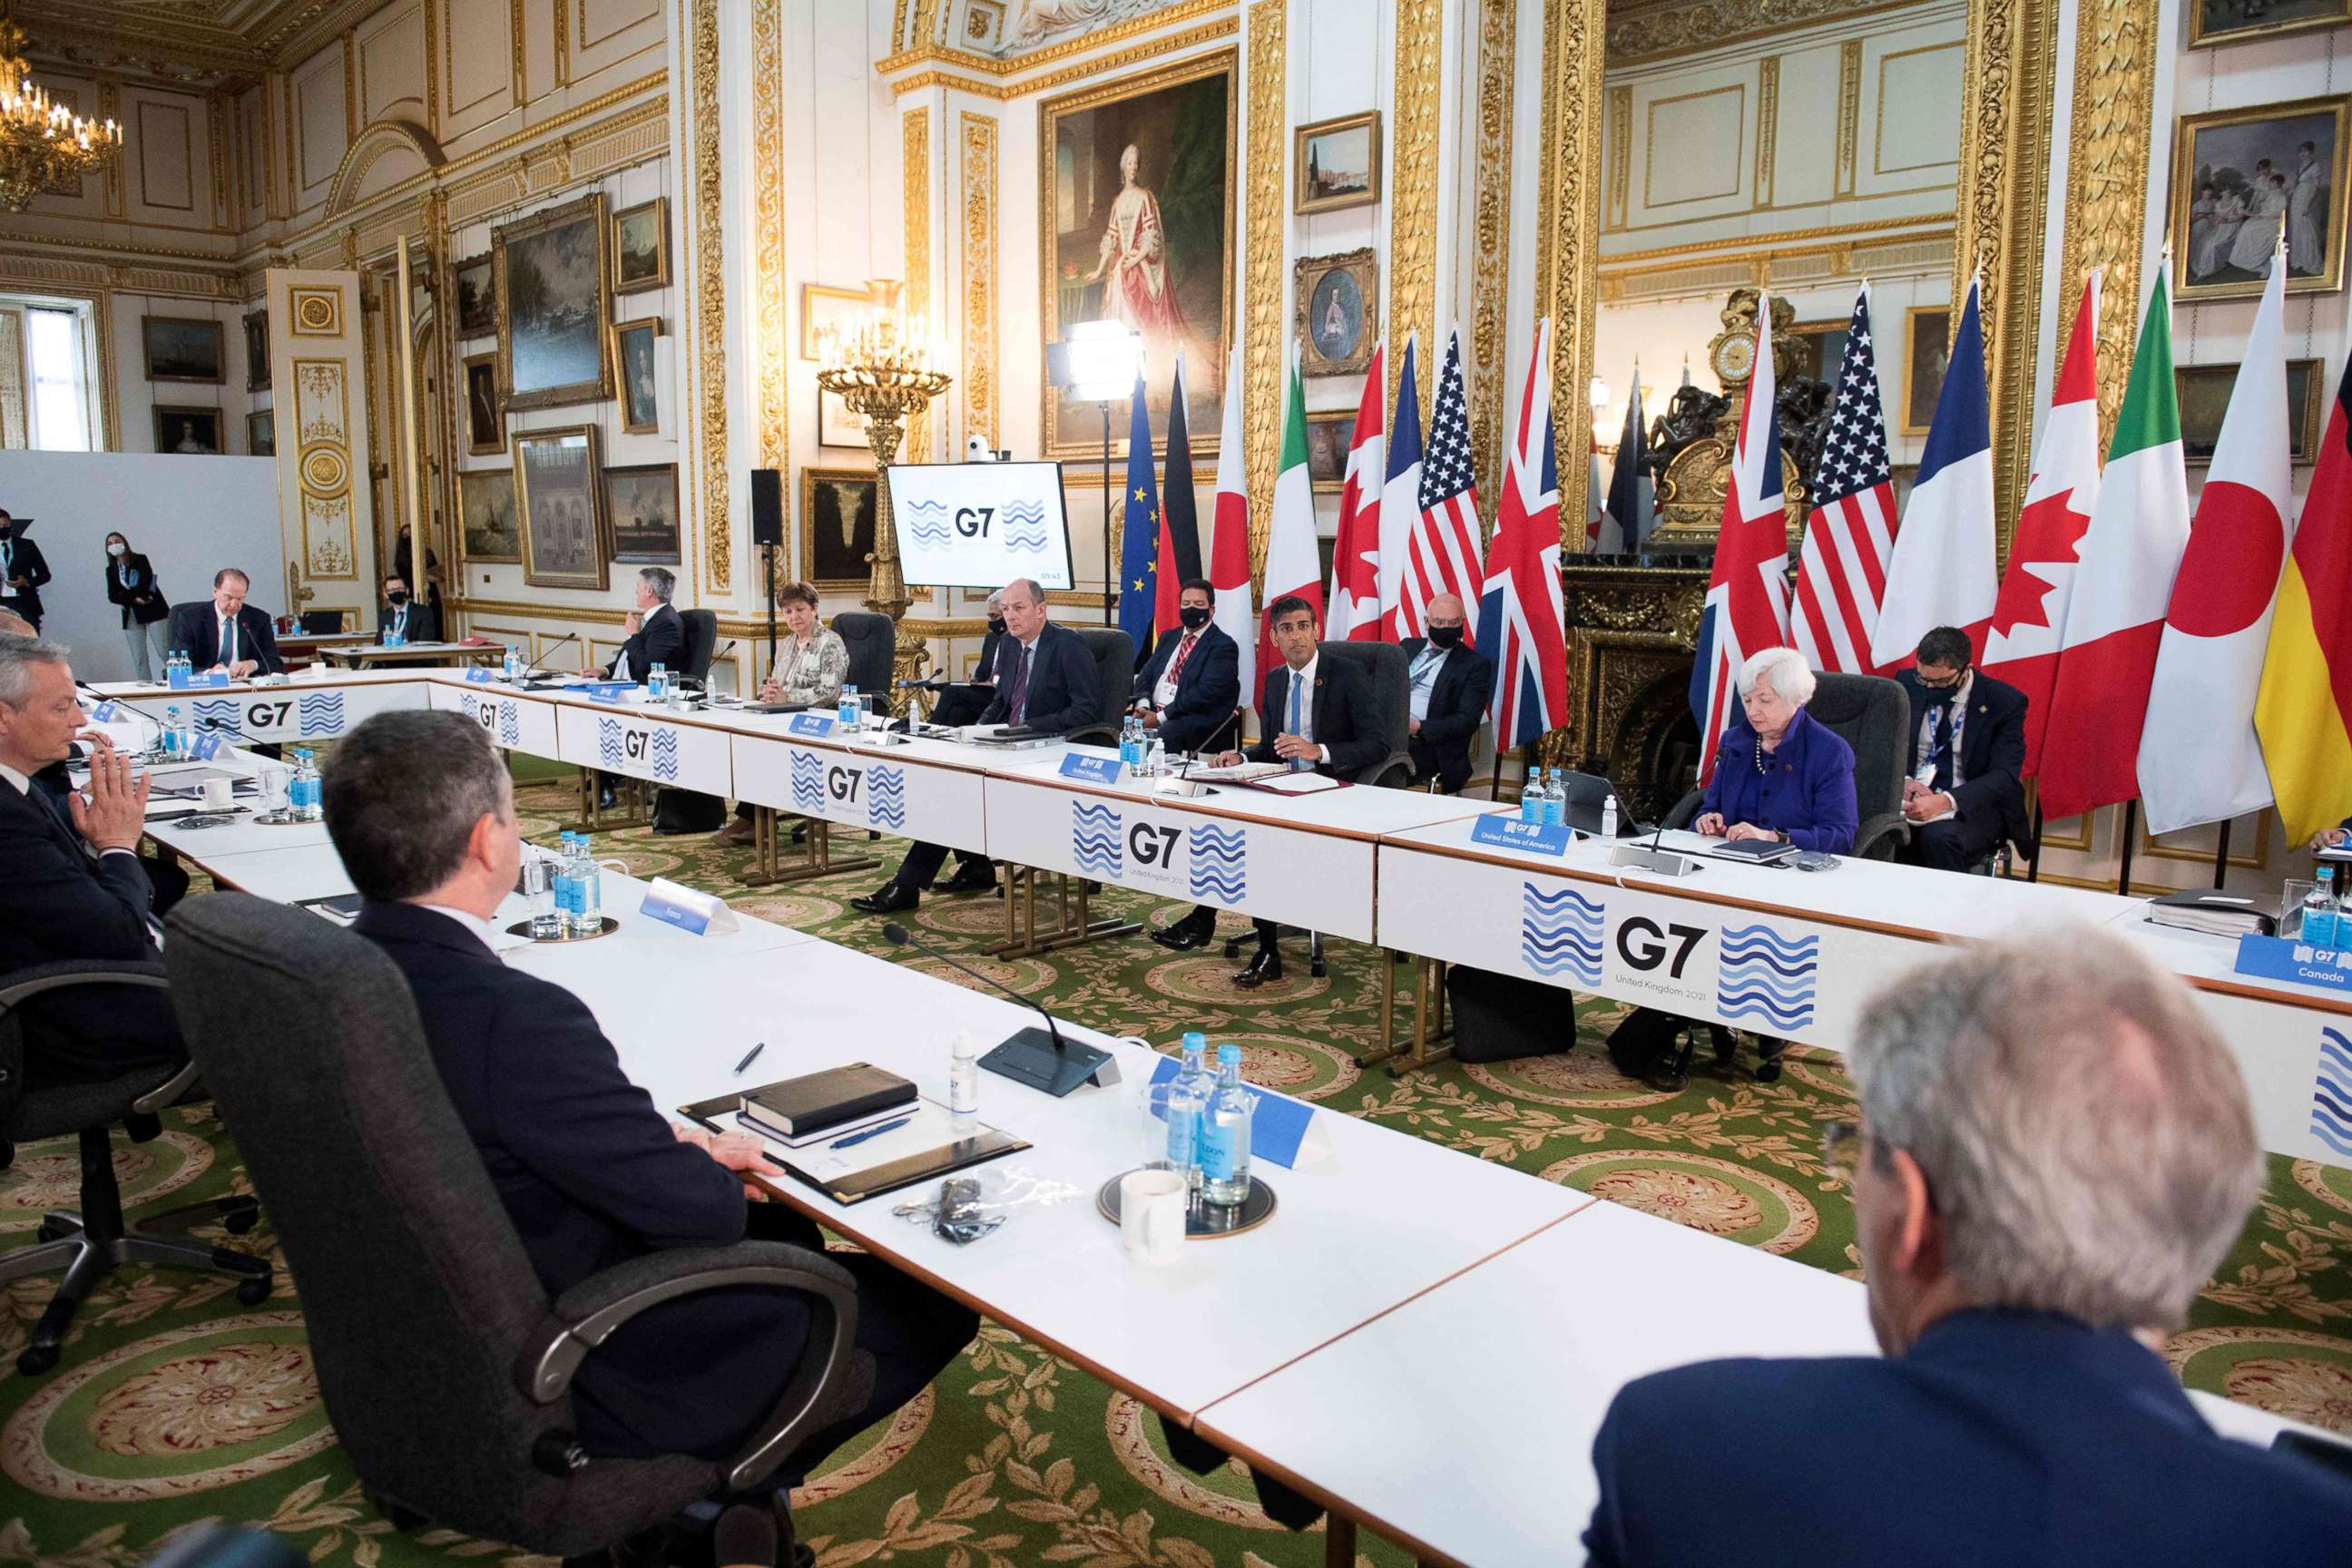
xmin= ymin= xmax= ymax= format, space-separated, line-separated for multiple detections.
xmin=1183 ymin=1030 xmax=1206 ymax=1050
xmin=1217 ymin=1044 xmax=1241 ymax=1065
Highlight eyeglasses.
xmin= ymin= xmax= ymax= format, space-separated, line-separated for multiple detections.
xmin=1916 ymin=668 xmax=1967 ymax=690
xmin=1820 ymin=1120 xmax=1863 ymax=1181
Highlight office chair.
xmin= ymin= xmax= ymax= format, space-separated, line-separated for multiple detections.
xmin=163 ymin=892 xmax=877 ymax=1561
xmin=832 ymin=611 xmax=896 ymax=720
xmin=1066 ymin=627 xmax=1140 ymax=746
xmin=1661 ymin=671 xmax=1911 ymax=860
xmin=652 ymin=609 xmax=729 ymax=835
xmin=0 ymin=960 xmax=271 ymax=1376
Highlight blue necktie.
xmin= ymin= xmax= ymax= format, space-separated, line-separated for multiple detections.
xmin=222 ymin=615 xmax=237 ymax=667
xmin=1287 ymin=672 xmax=1305 ymax=770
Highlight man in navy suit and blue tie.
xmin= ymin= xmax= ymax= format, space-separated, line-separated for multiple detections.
xmin=166 ymin=568 xmax=282 ymax=677
xmin=1130 ymin=577 xmax=1242 ymax=756
xmin=1584 ymin=928 xmax=2352 ymax=1565
xmin=853 ymin=577 xmax=1101 ymax=914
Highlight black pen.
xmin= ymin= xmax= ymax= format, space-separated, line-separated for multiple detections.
xmin=732 ymin=1042 xmax=765 ymax=1076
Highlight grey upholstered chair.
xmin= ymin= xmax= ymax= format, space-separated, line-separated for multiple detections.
xmin=833 ymin=611 xmax=895 ymax=719
xmin=1316 ymin=640 xmax=1415 ymax=788
xmin=162 ymin=892 xmax=876 ymax=1559
xmin=0 ymin=960 xmax=270 ymax=1376
xmin=1662 ymin=671 xmax=1912 ymax=860
xmin=1066 ymin=626 xmax=1139 ymax=745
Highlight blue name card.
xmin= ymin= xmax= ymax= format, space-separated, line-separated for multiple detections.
xmin=2235 ymin=933 xmax=2352 ymax=995
xmin=169 ymin=670 xmax=229 ymax=691
xmin=640 ymin=876 xmax=740 ymax=936
xmin=1059 ymin=753 xmax=1123 ymax=784
xmin=788 ymin=712 xmax=836 ymax=737
xmin=1471 ymin=815 xmax=1572 ymax=856
xmin=191 ymin=731 xmax=229 ymax=761
xmin=90 ymin=701 xmax=120 ymax=722
xmin=1148 ymin=1055 xmax=1318 ymax=1169
xmin=464 ymin=666 xmax=494 ymax=683
xmin=577 ymin=681 xmax=637 ymax=703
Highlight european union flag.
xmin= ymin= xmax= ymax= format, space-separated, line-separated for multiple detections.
xmin=1117 ymin=370 xmax=1161 ymax=655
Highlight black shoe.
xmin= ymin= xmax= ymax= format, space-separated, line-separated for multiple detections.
xmin=1232 ymin=946 xmax=1283 ymax=988
xmin=1152 ymin=910 xmax=1216 ymax=951
xmin=943 ymin=860 xmax=998 ymax=894
xmin=713 ymin=1502 xmax=777 ymax=1568
xmin=597 ymin=787 xmax=618 ymax=810
xmin=850 ymin=882 xmax=919 ymax=915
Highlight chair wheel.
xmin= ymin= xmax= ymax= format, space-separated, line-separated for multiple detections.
xmin=236 ymin=1274 xmax=273 ymax=1306
xmin=1755 ymin=1059 xmax=1783 ymax=1083
xmin=1310 ymin=959 xmax=1327 ymax=978
xmin=15 ymin=1343 xmax=57 ymax=1377
xmin=1711 ymin=1035 xmax=1738 ymax=1066
xmin=1221 ymin=939 xmax=1242 ymax=958
xmin=34 ymin=1219 xmax=71 ymax=1243
xmin=222 ymin=1206 xmax=260 ymax=1235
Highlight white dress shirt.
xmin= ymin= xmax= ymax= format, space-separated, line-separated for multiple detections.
xmin=1277 ymin=654 xmax=1328 ymax=766
xmin=419 ymin=902 xmax=497 ymax=953
xmin=1152 ymin=631 xmax=1200 ymax=708
xmin=1407 ymin=642 xmax=1450 ymax=724
xmin=1914 ymin=670 xmax=1973 ymax=789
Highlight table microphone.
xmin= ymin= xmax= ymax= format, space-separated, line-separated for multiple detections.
xmin=514 ymin=632 xmax=579 ymax=682
xmin=879 ymin=921 xmax=1115 ymax=1096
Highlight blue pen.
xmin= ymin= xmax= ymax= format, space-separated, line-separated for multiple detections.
xmin=829 ymin=1114 xmax=912 ymax=1150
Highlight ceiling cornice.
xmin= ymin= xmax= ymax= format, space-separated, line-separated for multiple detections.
xmin=14 ymin=0 xmax=393 ymax=91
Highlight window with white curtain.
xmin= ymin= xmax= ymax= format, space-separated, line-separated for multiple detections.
xmin=25 ymin=305 xmax=92 ymax=451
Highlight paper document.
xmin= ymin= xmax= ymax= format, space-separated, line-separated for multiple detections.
xmin=748 ymin=1100 xmax=984 ymax=1181
xmin=1248 ymin=771 xmax=1344 ymax=796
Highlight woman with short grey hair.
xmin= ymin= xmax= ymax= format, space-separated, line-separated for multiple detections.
xmin=1691 ymin=645 xmax=1857 ymax=855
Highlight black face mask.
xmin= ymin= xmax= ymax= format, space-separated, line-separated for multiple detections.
xmin=986 ymin=615 xmax=1006 ymax=634
xmin=1428 ymin=624 xmax=1464 ymax=649
xmin=1179 ymin=605 xmax=1212 ymax=631
xmin=387 ymin=591 xmax=408 ymax=606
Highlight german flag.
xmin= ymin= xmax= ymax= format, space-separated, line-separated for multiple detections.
xmin=2257 ymin=361 xmax=2352 ymax=843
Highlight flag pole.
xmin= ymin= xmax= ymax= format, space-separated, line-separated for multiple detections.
xmin=2116 ymin=800 xmax=2138 ymax=896
xmin=2026 ymin=801 xmax=2043 ymax=883
xmin=2212 ymin=819 xmax=2231 ymax=890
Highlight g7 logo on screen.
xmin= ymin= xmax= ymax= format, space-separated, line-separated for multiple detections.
xmin=241 ymin=699 xmax=298 ymax=731
xmin=1616 ymin=916 xmax=1706 ymax=978
xmin=955 ymin=506 xmax=994 ymax=538
xmin=1129 ymin=822 xmax=1181 ymax=868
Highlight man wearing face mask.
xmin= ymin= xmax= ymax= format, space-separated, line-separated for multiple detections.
xmin=377 ymin=572 xmax=441 ymax=646
xmin=0 ymin=510 xmax=52 ymax=632
xmin=1130 ymin=579 xmax=1241 ymax=756
xmin=1893 ymin=626 xmax=2027 ymax=873
xmin=1397 ymin=593 xmax=1494 ymax=794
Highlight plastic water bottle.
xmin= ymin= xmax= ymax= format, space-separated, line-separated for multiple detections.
xmin=838 ymin=684 xmax=860 ymax=727
xmin=385 ymin=620 xmax=404 ymax=650
xmin=291 ymin=750 xmax=324 ymax=822
xmin=1540 ymin=769 xmax=1566 ymax=828
xmin=553 ymin=832 xmax=582 ymax=935
xmin=1165 ymin=1032 xmax=1212 ymax=1193
xmin=573 ymin=834 xmax=603 ymax=932
xmin=1600 ymin=790 xmax=1619 ymax=840
xmin=165 ymin=650 xmax=187 ymax=689
xmin=1121 ymin=714 xmax=1145 ymax=774
xmin=1200 ymin=1044 xmax=1254 ymax=1209
xmin=2305 ymin=866 xmax=2340 ymax=947
xmin=1519 ymin=769 xmax=1544 ymax=823
xmin=159 ymin=705 xmax=182 ymax=760
xmin=949 ymin=1029 xmax=979 ymax=1136
xmin=502 ymin=645 xmax=522 ymax=681
xmin=530 ymin=846 xmax=564 ymax=940
xmin=647 ymin=662 xmax=669 ymax=702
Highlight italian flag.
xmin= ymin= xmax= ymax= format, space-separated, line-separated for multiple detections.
xmin=2034 ymin=261 xmax=2191 ymax=824
xmin=1259 ymin=344 xmax=1323 ymax=686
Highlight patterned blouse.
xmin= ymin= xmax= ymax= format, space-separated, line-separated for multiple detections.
xmin=769 ymin=625 xmax=848 ymax=705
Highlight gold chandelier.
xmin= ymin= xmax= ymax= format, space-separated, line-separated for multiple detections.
xmin=0 ymin=21 xmax=120 ymax=212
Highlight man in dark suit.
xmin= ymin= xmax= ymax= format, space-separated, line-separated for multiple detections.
xmin=167 ymin=568 xmax=282 ymax=677
xmin=854 ymin=577 xmax=1102 ymax=913
xmin=326 ymin=710 xmax=975 ymax=1470
xmin=1584 ymin=929 xmax=2352 ymax=1565
xmin=1131 ymin=577 xmax=1242 ymax=756
xmin=1893 ymin=625 xmax=2028 ymax=873
xmin=1398 ymin=593 xmax=1493 ymax=794
xmin=0 ymin=635 xmax=183 ymax=1089
xmin=928 ymin=590 xmax=1006 ymax=730
xmin=0 ymin=511 xmax=52 ymax=631
xmin=1202 ymin=595 xmax=1383 ymax=986
xmin=377 ymin=571 xmax=441 ymax=645
xmin=603 ymin=565 xmax=686 ymax=681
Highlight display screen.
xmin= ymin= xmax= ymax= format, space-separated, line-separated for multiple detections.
xmin=883 ymin=461 xmax=1074 ymax=592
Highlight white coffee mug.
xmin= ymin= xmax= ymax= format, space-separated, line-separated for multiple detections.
xmin=1119 ymin=1168 xmax=1186 ymax=1266
xmin=200 ymin=778 xmax=234 ymax=809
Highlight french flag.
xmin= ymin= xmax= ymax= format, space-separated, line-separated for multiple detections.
xmin=1690 ymin=295 xmax=1791 ymax=785
xmin=1870 ymin=273 xmax=1998 ymax=670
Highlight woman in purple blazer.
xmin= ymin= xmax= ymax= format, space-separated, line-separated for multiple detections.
xmin=1695 ymin=646 xmax=1857 ymax=856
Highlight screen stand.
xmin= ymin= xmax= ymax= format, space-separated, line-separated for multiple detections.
xmin=979 ymin=1025 xmax=1118 ymax=1098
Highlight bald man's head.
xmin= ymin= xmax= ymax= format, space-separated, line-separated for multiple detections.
xmin=1425 ymin=593 xmax=1467 ymax=645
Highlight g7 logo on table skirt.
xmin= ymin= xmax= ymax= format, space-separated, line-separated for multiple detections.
xmin=1714 ymin=924 xmax=1818 ymax=1032
xmin=1072 ymin=802 xmax=1122 ymax=877
xmin=191 ymin=699 xmax=242 ymax=734
xmin=1188 ymin=824 xmax=1247 ymax=904
xmin=2314 ymin=1028 xmax=2352 ymax=1159
xmin=596 ymin=718 xmax=680 ymax=781
xmin=297 ymin=691 xmax=346 ymax=736
xmin=789 ymin=750 xmax=824 ymax=811
xmin=867 ymin=764 xmax=906 ymax=829
xmin=1521 ymin=884 xmax=1603 ymax=985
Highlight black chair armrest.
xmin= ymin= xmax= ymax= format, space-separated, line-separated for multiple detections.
xmin=1662 ymin=790 xmax=1702 ymax=831
xmin=0 ymin=958 xmax=169 ymax=1011
xmin=1065 ymin=721 xmax=1115 ymax=747
xmin=518 ymin=1239 xmax=864 ymax=1493
xmin=1352 ymin=750 xmax=1413 ymax=789
xmin=1853 ymin=811 xmax=1911 ymax=862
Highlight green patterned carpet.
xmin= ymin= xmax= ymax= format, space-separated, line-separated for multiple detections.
xmin=7 ymin=774 xmax=2352 ymax=1566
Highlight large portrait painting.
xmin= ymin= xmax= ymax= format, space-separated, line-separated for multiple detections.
xmin=514 ymin=426 xmax=607 ymax=590
xmin=459 ymin=469 xmax=521 ymax=564
xmin=495 ymin=192 xmax=613 ymax=411
xmin=802 ymin=467 xmax=878 ymax=589
xmin=1039 ymin=50 xmax=1235 ymax=460
xmin=2172 ymin=94 xmax=2350 ymax=301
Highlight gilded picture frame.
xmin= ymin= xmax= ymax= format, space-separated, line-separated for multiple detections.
xmin=242 ymin=309 xmax=270 ymax=391
xmin=1899 ymin=305 xmax=1952 ymax=438
xmin=451 ymin=251 xmax=495 ymax=338
xmin=495 ymin=191 xmax=613 ymax=412
xmin=801 ymin=283 xmax=871 ymax=360
xmin=1294 ymin=111 xmax=1380 ymax=215
xmin=459 ymin=468 xmax=522 ymax=564
xmin=612 ymin=197 xmax=671 ymax=295
xmin=607 ymin=463 xmax=681 ymax=565
xmin=2176 ymin=358 xmax=2328 ymax=466
xmin=142 ymin=316 xmax=225 ymax=384
xmin=801 ymin=466 xmax=880 ymax=589
xmin=1038 ymin=48 xmax=1237 ymax=461
xmin=1295 ymin=249 xmax=1378 ymax=379
xmin=514 ymin=425 xmax=608 ymax=591
xmin=2189 ymin=1 xmax=2352 ymax=50
xmin=2171 ymin=93 xmax=2352 ymax=302
xmin=153 ymin=405 xmax=222 ymax=454
xmin=462 ymin=351 xmax=503 ymax=456
xmin=612 ymin=318 xmax=661 ymax=435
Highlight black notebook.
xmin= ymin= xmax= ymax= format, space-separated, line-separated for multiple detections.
xmin=739 ymin=1063 xmax=916 ymax=1140
xmin=1707 ymin=838 xmax=1799 ymax=865
xmin=680 ymin=1088 xmax=1026 ymax=1205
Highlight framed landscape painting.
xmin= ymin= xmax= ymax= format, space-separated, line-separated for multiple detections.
xmin=1039 ymin=50 xmax=1236 ymax=460
xmin=612 ymin=198 xmax=669 ymax=295
xmin=1295 ymin=112 xmax=1379 ymax=215
xmin=495 ymin=192 xmax=612 ymax=411
xmin=607 ymin=463 xmax=681 ymax=564
xmin=143 ymin=317 xmax=225 ymax=383
xmin=514 ymin=426 xmax=607 ymax=590
xmin=2176 ymin=358 xmax=2328 ymax=465
xmin=2190 ymin=0 xmax=2352 ymax=49
xmin=459 ymin=468 xmax=522 ymax=563
xmin=451 ymin=252 xmax=495 ymax=338
xmin=2172 ymin=94 xmax=2351 ymax=301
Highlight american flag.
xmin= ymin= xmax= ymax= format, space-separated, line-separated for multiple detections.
xmin=1791 ymin=285 xmax=1897 ymax=674
xmin=1399 ymin=326 xmax=1485 ymax=642
xmin=1477 ymin=318 xmax=1568 ymax=745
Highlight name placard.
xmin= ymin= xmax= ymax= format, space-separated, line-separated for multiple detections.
xmin=1059 ymin=753 xmax=1123 ymax=784
xmin=1471 ymin=815 xmax=1572 ymax=856
xmin=169 ymin=670 xmax=230 ymax=691
xmin=191 ymin=731 xmax=230 ymax=761
xmin=639 ymin=876 xmax=741 ymax=937
xmin=788 ymin=712 xmax=836 ymax=737
xmin=464 ymin=666 xmax=494 ymax=683
xmin=577 ymin=681 xmax=637 ymax=703
xmin=2235 ymin=933 xmax=2352 ymax=995
xmin=89 ymin=701 xmax=120 ymax=722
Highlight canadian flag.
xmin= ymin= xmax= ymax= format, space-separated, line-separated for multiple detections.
xmin=1327 ymin=344 xmax=1385 ymax=641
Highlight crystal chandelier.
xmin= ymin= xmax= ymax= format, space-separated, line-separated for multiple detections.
xmin=0 ymin=21 xmax=121 ymax=212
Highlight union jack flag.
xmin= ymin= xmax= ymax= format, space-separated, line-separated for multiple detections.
xmin=1475 ymin=318 xmax=1568 ymax=747
xmin=1690 ymin=294 xmax=1793 ymax=786
xmin=1791 ymin=285 xmax=1898 ymax=674
xmin=1400 ymin=327 xmax=1485 ymax=642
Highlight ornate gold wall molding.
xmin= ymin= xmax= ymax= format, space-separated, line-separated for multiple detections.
xmin=753 ymin=0 xmax=787 ymax=479
xmin=883 ymin=18 xmax=1240 ymax=102
xmin=1835 ymin=38 xmax=1861 ymax=196
xmin=1535 ymin=0 xmax=1605 ymax=543
xmin=1952 ymin=0 xmax=2058 ymax=550
xmin=1471 ymin=0 xmax=1518 ymax=521
xmin=960 ymin=111 xmax=999 ymax=451
xmin=1240 ymin=0 xmax=1285 ymax=573
xmin=2058 ymin=0 xmax=2157 ymax=456
xmin=877 ymin=0 xmax=1229 ymax=78
xmin=902 ymin=105 xmax=933 ymax=464
xmin=1754 ymin=55 xmax=1779 ymax=208
xmin=1387 ymin=0 xmax=1443 ymax=422
xmin=1609 ymin=0 xmax=1930 ymax=65
xmin=1606 ymin=84 xmax=1630 ymax=226
xmin=689 ymin=0 xmax=728 ymax=595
